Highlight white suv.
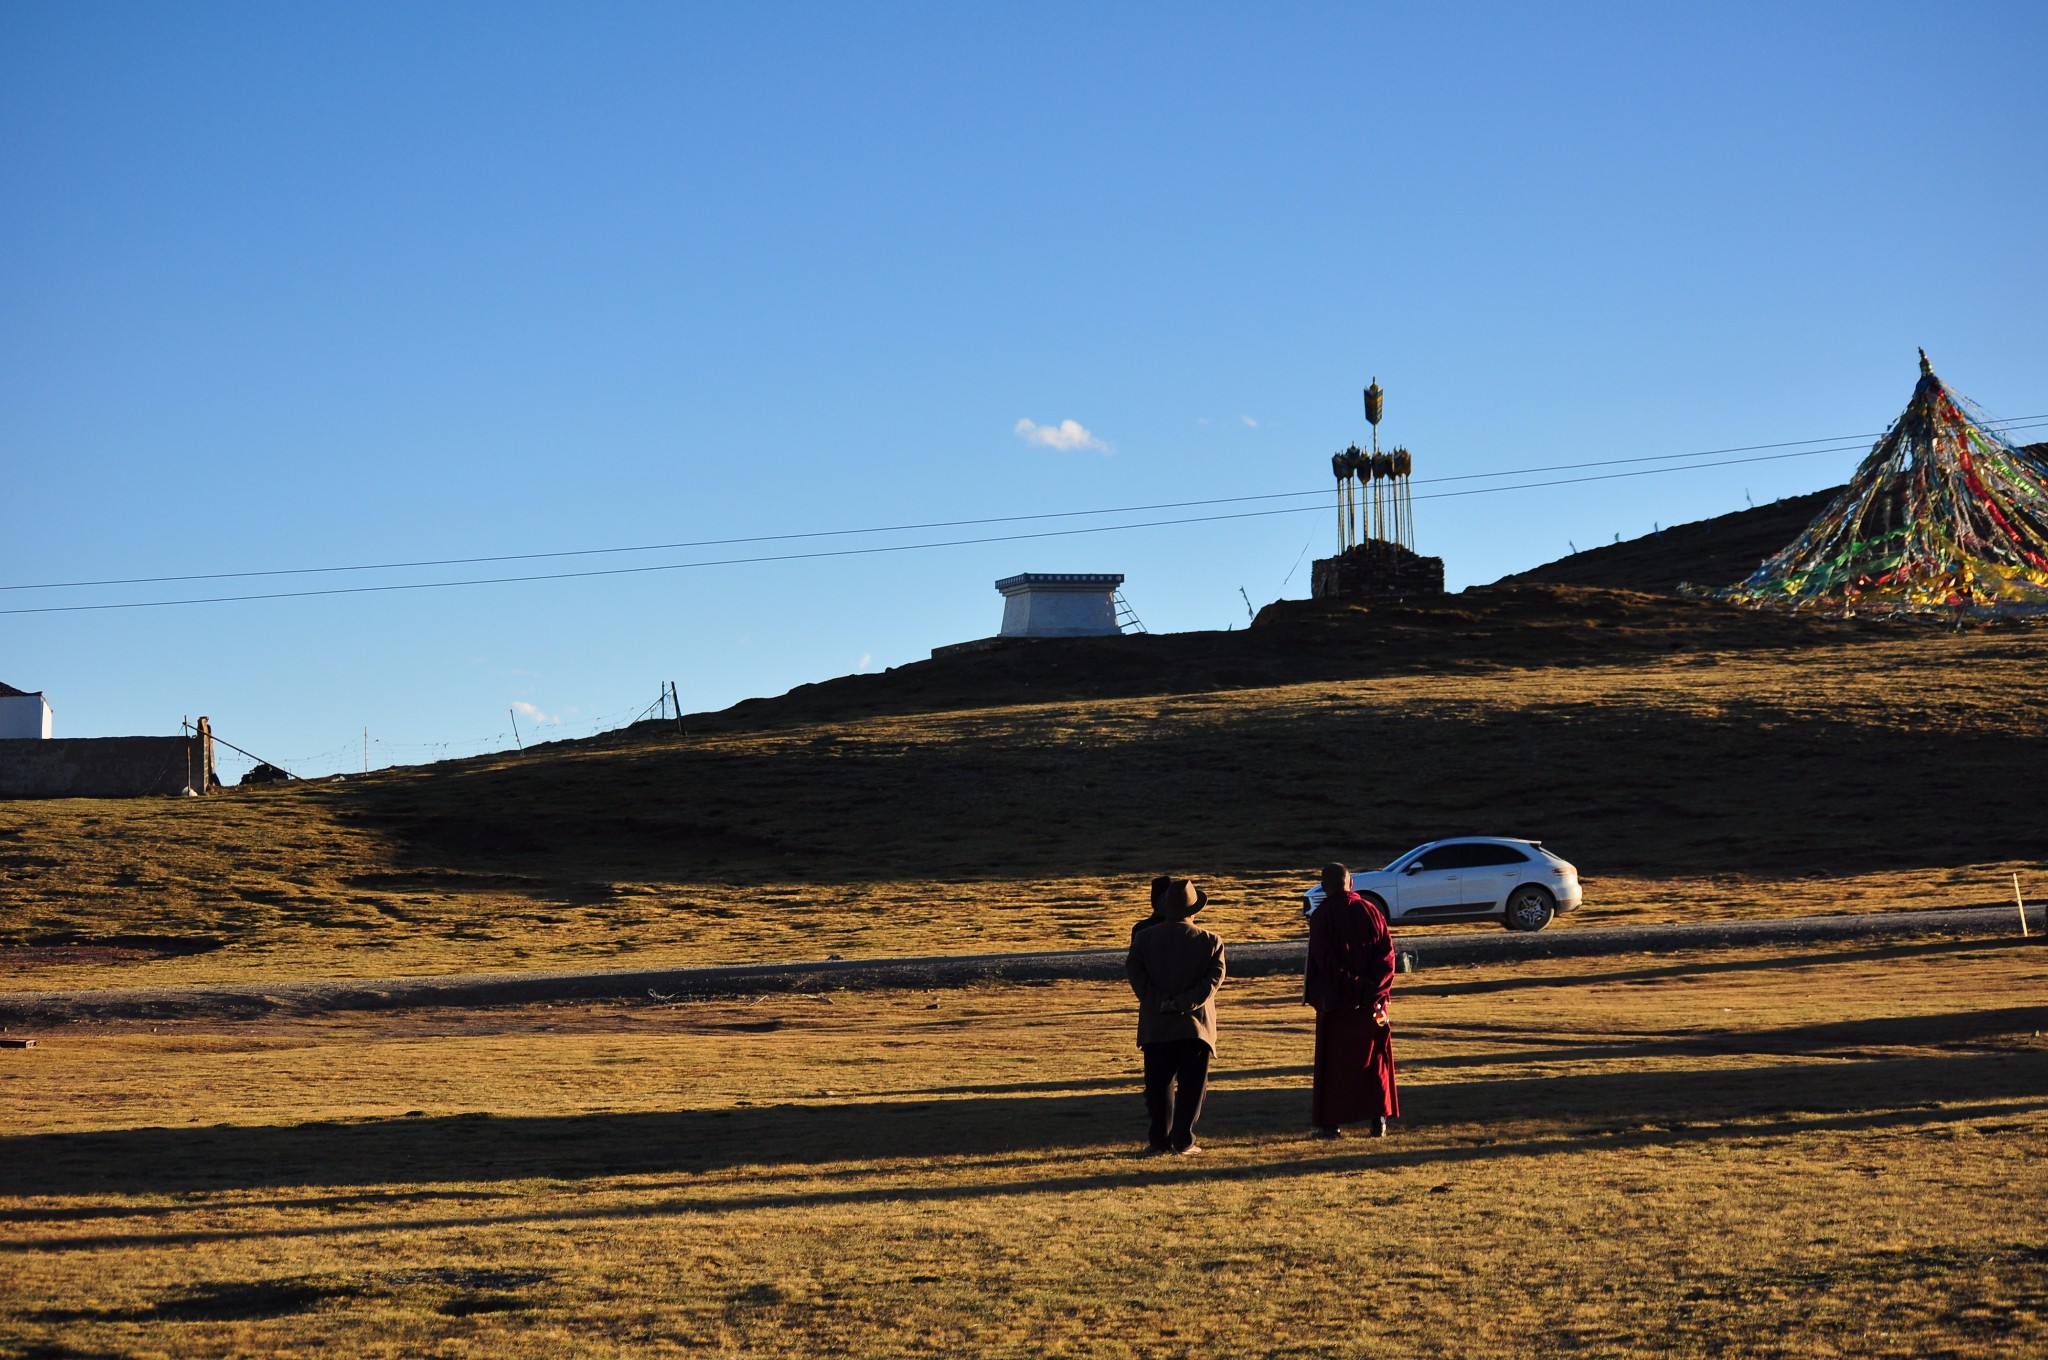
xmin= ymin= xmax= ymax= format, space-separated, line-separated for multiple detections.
xmin=1308 ymin=838 xmax=1582 ymax=931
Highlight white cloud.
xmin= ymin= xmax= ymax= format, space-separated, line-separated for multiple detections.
xmin=1240 ymin=415 xmax=1259 ymax=427
xmin=510 ymin=700 xmax=562 ymax=725
xmin=856 ymin=653 xmax=874 ymax=673
xmin=1014 ymin=417 xmax=1112 ymax=453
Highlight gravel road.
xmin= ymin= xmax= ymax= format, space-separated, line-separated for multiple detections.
xmin=1 ymin=902 xmax=2038 ymax=1026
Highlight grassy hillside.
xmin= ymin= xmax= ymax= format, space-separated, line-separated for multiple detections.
xmin=3 ymin=584 xmax=2043 ymax=989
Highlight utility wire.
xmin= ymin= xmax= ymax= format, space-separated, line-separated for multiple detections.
xmin=0 ymin=437 xmax=1982 ymax=618
xmin=9 ymin=415 xmax=2044 ymax=596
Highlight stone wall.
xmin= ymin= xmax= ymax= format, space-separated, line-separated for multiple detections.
xmin=0 ymin=734 xmax=215 ymax=799
xmin=1310 ymin=540 xmax=1447 ymax=601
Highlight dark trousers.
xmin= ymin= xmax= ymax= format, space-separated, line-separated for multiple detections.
xmin=1142 ymin=1038 xmax=1212 ymax=1151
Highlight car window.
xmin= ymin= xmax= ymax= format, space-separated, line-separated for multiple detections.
xmin=1414 ymin=843 xmax=1529 ymax=870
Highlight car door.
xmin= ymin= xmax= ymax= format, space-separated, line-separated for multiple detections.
xmin=1391 ymin=845 xmax=1472 ymax=917
xmin=1459 ymin=843 xmax=1532 ymax=909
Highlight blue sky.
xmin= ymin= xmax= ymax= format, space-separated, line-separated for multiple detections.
xmin=4 ymin=3 xmax=2044 ymax=777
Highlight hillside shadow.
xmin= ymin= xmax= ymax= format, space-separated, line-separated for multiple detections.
xmin=6 ymin=1019 xmax=2042 ymax=1205
xmin=334 ymin=682 xmax=2048 ymax=899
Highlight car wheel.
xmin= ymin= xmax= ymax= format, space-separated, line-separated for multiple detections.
xmin=1503 ymin=885 xmax=1556 ymax=932
xmin=1359 ymin=891 xmax=1390 ymax=917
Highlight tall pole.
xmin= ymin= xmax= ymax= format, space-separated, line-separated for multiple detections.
xmin=1392 ymin=447 xmax=1411 ymax=549
xmin=1343 ymin=455 xmax=1354 ymax=549
xmin=1337 ymin=466 xmax=1344 ymax=550
xmin=1363 ymin=378 xmax=1385 ymax=545
xmin=1344 ymin=447 xmax=1361 ymax=549
xmin=1392 ymin=462 xmax=1409 ymax=548
xmin=1332 ymin=451 xmax=1351 ymax=552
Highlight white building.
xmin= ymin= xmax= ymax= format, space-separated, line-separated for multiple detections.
xmin=995 ymin=573 xmax=1126 ymax=638
xmin=0 ymin=682 xmax=53 ymax=739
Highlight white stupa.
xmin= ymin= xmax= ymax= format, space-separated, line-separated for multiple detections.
xmin=995 ymin=572 xmax=1126 ymax=638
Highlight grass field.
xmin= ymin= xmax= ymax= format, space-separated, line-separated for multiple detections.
xmin=4 ymin=593 xmax=2046 ymax=994
xmin=5 ymin=935 xmax=2045 ymax=1357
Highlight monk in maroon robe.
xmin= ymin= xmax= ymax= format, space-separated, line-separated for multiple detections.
xmin=1305 ymin=862 xmax=1399 ymax=1137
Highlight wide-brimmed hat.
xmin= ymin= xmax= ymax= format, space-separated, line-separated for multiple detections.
xmin=1152 ymin=876 xmax=1207 ymax=917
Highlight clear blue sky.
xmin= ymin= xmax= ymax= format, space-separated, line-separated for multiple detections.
xmin=4 ymin=3 xmax=2044 ymax=777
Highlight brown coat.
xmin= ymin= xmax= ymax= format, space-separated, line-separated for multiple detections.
xmin=1126 ymin=916 xmax=1227 ymax=1053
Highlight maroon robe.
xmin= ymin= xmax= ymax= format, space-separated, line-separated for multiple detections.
xmin=1305 ymin=889 xmax=1399 ymax=1125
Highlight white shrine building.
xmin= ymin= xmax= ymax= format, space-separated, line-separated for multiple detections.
xmin=930 ymin=572 xmax=1133 ymax=658
xmin=0 ymin=682 xmax=53 ymax=739
xmin=995 ymin=572 xmax=1125 ymax=638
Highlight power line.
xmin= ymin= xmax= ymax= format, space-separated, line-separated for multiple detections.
xmin=1417 ymin=415 xmax=2047 ymax=483
xmin=10 ymin=414 xmax=2044 ymax=596
xmin=4 ymin=435 xmax=1999 ymax=618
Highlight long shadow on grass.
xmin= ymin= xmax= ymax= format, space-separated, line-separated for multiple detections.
xmin=11 ymin=1087 xmax=2047 ymax=1257
xmin=6 ymin=1039 xmax=2044 ymax=1213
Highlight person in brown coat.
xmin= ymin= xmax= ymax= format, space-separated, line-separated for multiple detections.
xmin=1126 ymin=875 xmax=1227 ymax=1154
xmin=1304 ymin=862 xmax=1399 ymax=1138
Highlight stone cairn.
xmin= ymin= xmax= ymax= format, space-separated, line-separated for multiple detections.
xmin=1312 ymin=538 xmax=1446 ymax=600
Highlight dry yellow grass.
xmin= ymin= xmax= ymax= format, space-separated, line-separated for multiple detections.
xmin=5 ymin=936 xmax=2045 ymax=1357
xmin=4 ymin=624 xmax=2046 ymax=995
